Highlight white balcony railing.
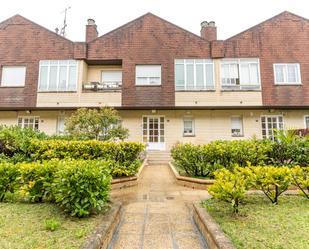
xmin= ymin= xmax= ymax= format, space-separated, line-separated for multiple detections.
xmin=83 ymin=81 xmax=122 ymax=91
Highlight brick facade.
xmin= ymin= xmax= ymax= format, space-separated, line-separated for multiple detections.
xmin=224 ymin=11 xmax=309 ymax=107
xmin=1 ymin=12 xmax=309 ymax=109
xmin=0 ymin=15 xmax=75 ymax=108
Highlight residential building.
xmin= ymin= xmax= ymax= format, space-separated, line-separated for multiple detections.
xmin=0 ymin=11 xmax=309 ymax=150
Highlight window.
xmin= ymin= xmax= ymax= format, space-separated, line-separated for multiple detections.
xmin=101 ymin=70 xmax=122 ymax=88
xmin=183 ymin=117 xmax=195 ymax=136
xmin=18 ymin=116 xmax=39 ymax=130
xmin=1 ymin=66 xmax=26 ymax=87
xmin=231 ymin=116 xmax=243 ymax=137
xmin=305 ymin=116 xmax=309 ymax=129
xmin=273 ymin=64 xmax=301 ymax=85
xmin=136 ymin=65 xmax=161 ymax=85
xmin=221 ymin=59 xmax=260 ymax=90
xmin=175 ymin=59 xmax=214 ymax=90
xmin=261 ymin=115 xmax=283 ymax=140
xmin=38 ymin=60 xmax=77 ymax=91
xmin=57 ymin=115 xmax=65 ymax=135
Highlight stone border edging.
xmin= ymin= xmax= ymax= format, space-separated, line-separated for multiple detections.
xmin=193 ymin=203 xmax=235 ymax=249
xmin=168 ymin=162 xmax=214 ymax=189
xmin=111 ymin=157 xmax=148 ymax=190
xmin=80 ymin=202 xmax=122 ymax=249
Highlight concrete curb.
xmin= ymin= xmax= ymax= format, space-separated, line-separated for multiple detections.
xmin=193 ymin=203 xmax=235 ymax=249
xmin=168 ymin=162 xmax=214 ymax=190
xmin=80 ymin=202 xmax=122 ymax=249
xmin=111 ymin=158 xmax=148 ymax=190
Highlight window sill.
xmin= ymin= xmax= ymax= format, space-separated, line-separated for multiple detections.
xmin=221 ymin=89 xmax=261 ymax=92
xmin=183 ymin=134 xmax=195 ymax=137
xmin=0 ymin=86 xmax=25 ymax=88
xmin=274 ymin=83 xmax=302 ymax=86
xmin=176 ymin=89 xmax=216 ymax=92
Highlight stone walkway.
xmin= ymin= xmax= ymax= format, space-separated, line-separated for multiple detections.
xmin=108 ymin=164 xmax=210 ymax=249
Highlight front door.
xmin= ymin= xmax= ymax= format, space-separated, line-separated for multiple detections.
xmin=143 ymin=116 xmax=165 ymax=150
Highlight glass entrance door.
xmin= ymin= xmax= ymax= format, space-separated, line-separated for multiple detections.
xmin=143 ymin=116 xmax=165 ymax=150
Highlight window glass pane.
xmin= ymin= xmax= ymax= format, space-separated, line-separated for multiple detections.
xmin=68 ymin=66 xmax=77 ymax=91
xmin=240 ymin=64 xmax=250 ymax=84
xmin=205 ymin=64 xmax=214 ymax=87
xmin=58 ymin=66 xmax=67 ymax=91
xmin=196 ymin=64 xmax=204 ymax=89
xmin=183 ymin=118 xmax=194 ymax=135
xmin=102 ymin=71 xmax=122 ymax=83
xmin=249 ymin=63 xmax=259 ymax=84
xmin=1 ymin=66 xmax=26 ymax=86
xmin=287 ymin=65 xmax=297 ymax=82
xmin=221 ymin=64 xmax=229 ymax=84
xmin=306 ymin=117 xmax=309 ymax=129
xmin=275 ymin=65 xmax=285 ymax=83
xmin=186 ymin=64 xmax=194 ymax=89
xmin=39 ymin=66 xmax=48 ymax=90
xmin=49 ymin=66 xmax=58 ymax=91
xmin=231 ymin=117 xmax=243 ymax=136
xmin=175 ymin=64 xmax=185 ymax=90
xmin=136 ymin=65 xmax=161 ymax=85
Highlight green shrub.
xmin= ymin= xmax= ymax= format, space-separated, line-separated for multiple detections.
xmin=18 ymin=160 xmax=59 ymax=202
xmin=250 ymin=166 xmax=292 ymax=204
xmin=0 ymin=162 xmax=19 ymax=201
xmin=29 ymin=140 xmax=144 ymax=164
xmin=291 ymin=166 xmax=309 ymax=199
xmin=208 ymin=167 xmax=253 ymax=213
xmin=52 ymin=160 xmax=112 ymax=217
xmin=0 ymin=126 xmax=47 ymax=162
xmin=44 ymin=218 xmax=60 ymax=231
xmin=110 ymin=160 xmax=141 ymax=177
xmin=268 ymin=130 xmax=309 ymax=167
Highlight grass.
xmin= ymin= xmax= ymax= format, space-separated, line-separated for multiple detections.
xmin=0 ymin=202 xmax=108 ymax=249
xmin=202 ymin=195 xmax=309 ymax=249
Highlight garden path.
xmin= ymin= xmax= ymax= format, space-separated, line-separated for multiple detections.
xmin=109 ymin=164 xmax=210 ymax=249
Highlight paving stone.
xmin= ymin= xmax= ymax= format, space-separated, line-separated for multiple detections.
xmin=112 ymin=234 xmax=142 ymax=249
xmin=143 ymin=234 xmax=173 ymax=249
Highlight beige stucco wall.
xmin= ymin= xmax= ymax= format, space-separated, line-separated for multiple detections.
xmin=1 ymin=109 xmax=308 ymax=149
xmin=36 ymin=61 xmax=122 ymax=107
xmin=175 ymin=60 xmax=263 ymax=107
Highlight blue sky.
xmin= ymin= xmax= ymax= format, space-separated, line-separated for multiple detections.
xmin=1 ymin=0 xmax=308 ymax=41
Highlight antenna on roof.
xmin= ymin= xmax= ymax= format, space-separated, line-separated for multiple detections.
xmin=58 ymin=6 xmax=71 ymax=37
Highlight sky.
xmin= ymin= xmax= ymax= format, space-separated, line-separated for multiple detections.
xmin=1 ymin=0 xmax=309 ymax=41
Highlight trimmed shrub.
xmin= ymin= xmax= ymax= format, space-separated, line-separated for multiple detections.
xmin=18 ymin=160 xmax=59 ymax=202
xmin=29 ymin=139 xmax=145 ymax=164
xmin=251 ymin=166 xmax=292 ymax=204
xmin=0 ymin=126 xmax=47 ymax=162
xmin=208 ymin=167 xmax=253 ymax=213
xmin=291 ymin=166 xmax=309 ymax=199
xmin=0 ymin=162 xmax=19 ymax=201
xmin=52 ymin=160 xmax=112 ymax=217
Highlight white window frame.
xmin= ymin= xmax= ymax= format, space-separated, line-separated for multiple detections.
xmin=220 ymin=58 xmax=261 ymax=90
xmin=101 ymin=70 xmax=122 ymax=88
xmin=135 ymin=65 xmax=161 ymax=86
xmin=175 ymin=59 xmax=215 ymax=91
xmin=183 ymin=117 xmax=195 ymax=136
xmin=1 ymin=66 xmax=26 ymax=87
xmin=304 ymin=115 xmax=309 ymax=129
xmin=231 ymin=116 xmax=244 ymax=137
xmin=273 ymin=63 xmax=301 ymax=85
xmin=261 ymin=115 xmax=284 ymax=140
xmin=17 ymin=116 xmax=40 ymax=130
xmin=38 ymin=60 xmax=78 ymax=92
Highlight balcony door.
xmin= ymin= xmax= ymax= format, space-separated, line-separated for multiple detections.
xmin=142 ymin=116 xmax=165 ymax=150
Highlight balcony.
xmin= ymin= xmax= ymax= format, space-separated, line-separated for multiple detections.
xmin=83 ymin=81 xmax=122 ymax=91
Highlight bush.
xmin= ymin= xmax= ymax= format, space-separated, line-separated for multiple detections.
xmin=291 ymin=166 xmax=309 ymax=199
xmin=29 ymin=140 xmax=145 ymax=164
xmin=208 ymin=167 xmax=253 ymax=213
xmin=268 ymin=130 xmax=309 ymax=167
xmin=52 ymin=160 xmax=112 ymax=217
xmin=0 ymin=126 xmax=47 ymax=162
xmin=250 ymin=166 xmax=292 ymax=204
xmin=18 ymin=160 xmax=59 ymax=202
xmin=0 ymin=162 xmax=19 ymax=201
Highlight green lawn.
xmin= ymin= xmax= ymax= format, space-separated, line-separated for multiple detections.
xmin=202 ymin=195 xmax=309 ymax=249
xmin=0 ymin=202 xmax=108 ymax=249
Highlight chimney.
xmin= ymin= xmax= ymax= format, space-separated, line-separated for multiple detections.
xmin=200 ymin=21 xmax=217 ymax=41
xmin=86 ymin=18 xmax=98 ymax=42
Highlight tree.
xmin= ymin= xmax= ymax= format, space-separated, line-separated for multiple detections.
xmin=65 ymin=107 xmax=129 ymax=141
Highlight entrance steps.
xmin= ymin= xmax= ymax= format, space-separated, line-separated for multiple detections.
xmin=147 ymin=151 xmax=171 ymax=165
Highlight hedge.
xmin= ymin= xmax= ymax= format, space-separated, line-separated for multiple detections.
xmin=28 ymin=139 xmax=145 ymax=164
xmin=0 ymin=159 xmax=112 ymax=217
